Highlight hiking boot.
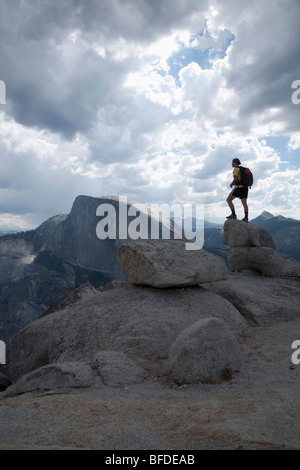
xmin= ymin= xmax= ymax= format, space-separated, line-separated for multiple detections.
xmin=226 ymin=214 xmax=237 ymax=219
xmin=242 ymin=216 xmax=248 ymax=223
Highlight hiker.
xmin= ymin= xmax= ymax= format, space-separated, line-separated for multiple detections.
xmin=226 ymin=158 xmax=249 ymax=222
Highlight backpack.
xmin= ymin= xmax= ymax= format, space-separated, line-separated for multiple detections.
xmin=239 ymin=166 xmax=253 ymax=188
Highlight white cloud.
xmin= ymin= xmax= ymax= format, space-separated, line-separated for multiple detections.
xmin=0 ymin=0 xmax=300 ymax=230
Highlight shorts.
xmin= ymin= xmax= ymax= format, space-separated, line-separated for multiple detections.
xmin=231 ymin=186 xmax=248 ymax=199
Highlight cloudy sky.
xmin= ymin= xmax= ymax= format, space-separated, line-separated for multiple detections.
xmin=0 ymin=0 xmax=300 ymax=231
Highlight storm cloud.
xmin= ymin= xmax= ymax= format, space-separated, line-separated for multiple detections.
xmin=0 ymin=0 xmax=300 ymax=229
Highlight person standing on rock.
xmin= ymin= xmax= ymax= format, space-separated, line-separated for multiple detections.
xmin=226 ymin=158 xmax=249 ymax=222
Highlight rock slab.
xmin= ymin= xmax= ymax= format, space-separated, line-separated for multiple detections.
xmin=223 ymin=220 xmax=300 ymax=277
xmin=223 ymin=219 xmax=276 ymax=248
xmin=117 ymin=240 xmax=227 ymax=288
xmin=228 ymin=246 xmax=300 ymax=277
xmin=4 ymin=362 xmax=94 ymax=397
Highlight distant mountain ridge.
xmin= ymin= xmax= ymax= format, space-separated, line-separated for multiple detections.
xmin=249 ymin=211 xmax=300 ymax=260
xmin=0 ymin=230 xmax=18 ymax=237
xmin=0 ymin=195 xmax=184 ymax=346
xmin=2 ymin=210 xmax=299 ymax=261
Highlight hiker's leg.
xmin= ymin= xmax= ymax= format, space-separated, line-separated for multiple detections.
xmin=241 ymin=198 xmax=248 ymax=221
xmin=226 ymin=194 xmax=237 ymax=218
xmin=227 ymin=194 xmax=236 ymax=213
xmin=241 ymin=198 xmax=248 ymax=214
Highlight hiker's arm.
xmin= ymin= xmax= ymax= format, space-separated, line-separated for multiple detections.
xmin=230 ymin=175 xmax=238 ymax=187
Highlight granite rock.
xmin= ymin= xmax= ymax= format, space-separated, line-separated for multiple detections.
xmin=168 ymin=317 xmax=242 ymax=384
xmin=117 ymin=240 xmax=227 ymax=288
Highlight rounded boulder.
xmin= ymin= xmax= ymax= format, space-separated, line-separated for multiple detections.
xmin=168 ymin=317 xmax=242 ymax=384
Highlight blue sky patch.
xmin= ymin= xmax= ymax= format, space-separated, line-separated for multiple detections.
xmin=166 ymin=31 xmax=234 ymax=82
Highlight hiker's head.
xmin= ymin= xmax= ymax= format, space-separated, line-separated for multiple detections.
xmin=232 ymin=158 xmax=241 ymax=167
